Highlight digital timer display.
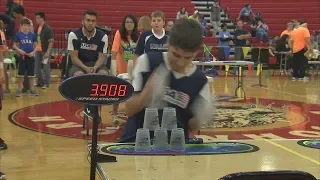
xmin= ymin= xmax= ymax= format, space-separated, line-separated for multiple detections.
xmin=90 ymin=84 xmax=127 ymax=97
xmin=59 ymin=74 xmax=134 ymax=106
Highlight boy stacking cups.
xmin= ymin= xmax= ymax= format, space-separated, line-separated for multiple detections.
xmin=13 ymin=18 xmax=38 ymax=97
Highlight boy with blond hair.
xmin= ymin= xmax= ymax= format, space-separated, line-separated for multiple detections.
xmin=135 ymin=10 xmax=169 ymax=57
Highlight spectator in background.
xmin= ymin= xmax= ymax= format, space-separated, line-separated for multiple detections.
xmin=176 ymin=6 xmax=188 ymax=19
xmin=0 ymin=20 xmax=10 ymax=94
xmin=12 ymin=5 xmax=34 ymax=93
xmin=238 ymin=4 xmax=254 ymax=23
xmin=111 ymin=14 xmax=139 ymax=126
xmin=234 ymin=20 xmax=251 ymax=60
xmin=189 ymin=10 xmax=200 ymax=22
xmin=0 ymin=13 xmax=15 ymax=40
xmin=291 ymin=20 xmax=299 ymax=30
xmin=289 ymin=20 xmax=312 ymax=81
xmin=268 ymin=36 xmax=279 ymax=57
xmin=311 ymin=34 xmax=319 ymax=50
xmin=217 ymin=23 xmax=232 ymax=60
xmin=34 ymin=11 xmax=54 ymax=89
xmin=280 ymin=22 xmax=294 ymax=37
xmin=199 ymin=16 xmax=207 ymax=37
xmin=137 ymin=16 xmax=151 ymax=34
xmin=249 ymin=12 xmax=263 ymax=37
xmin=210 ymin=0 xmax=221 ymax=37
xmin=165 ymin=20 xmax=173 ymax=32
xmin=135 ymin=11 xmax=169 ymax=57
xmin=256 ymin=20 xmax=269 ymax=43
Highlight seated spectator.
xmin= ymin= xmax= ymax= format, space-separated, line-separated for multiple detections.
xmin=238 ymin=4 xmax=254 ymax=23
xmin=165 ymin=20 xmax=173 ymax=32
xmin=249 ymin=12 xmax=263 ymax=37
xmin=256 ymin=20 xmax=269 ymax=43
xmin=268 ymin=36 xmax=279 ymax=57
xmin=137 ymin=16 xmax=151 ymax=34
xmin=199 ymin=15 xmax=208 ymax=37
xmin=280 ymin=22 xmax=294 ymax=37
xmin=176 ymin=6 xmax=188 ymax=19
xmin=275 ymin=34 xmax=292 ymax=71
xmin=217 ymin=23 xmax=232 ymax=60
xmin=188 ymin=10 xmax=200 ymax=22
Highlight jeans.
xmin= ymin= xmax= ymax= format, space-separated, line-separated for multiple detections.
xmin=201 ymin=26 xmax=207 ymax=36
xmin=35 ymin=51 xmax=51 ymax=85
xmin=256 ymin=30 xmax=268 ymax=42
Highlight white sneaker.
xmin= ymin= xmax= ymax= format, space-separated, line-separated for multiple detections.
xmin=112 ymin=115 xmax=120 ymax=126
xmin=292 ymin=77 xmax=297 ymax=81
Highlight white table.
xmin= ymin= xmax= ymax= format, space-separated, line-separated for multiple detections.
xmin=193 ymin=61 xmax=254 ymax=100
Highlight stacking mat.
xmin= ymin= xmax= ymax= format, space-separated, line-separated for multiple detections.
xmin=100 ymin=142 xmax=260 ymax=156
xmin=297 ymin=139 xmax=320 ymax=149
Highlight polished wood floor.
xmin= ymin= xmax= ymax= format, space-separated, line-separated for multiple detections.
xmin=0 ymin=70 xmax=319 ymax=180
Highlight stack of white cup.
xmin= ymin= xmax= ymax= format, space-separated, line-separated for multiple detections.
xmin=134 ymin=107 xmax=186 ymax=152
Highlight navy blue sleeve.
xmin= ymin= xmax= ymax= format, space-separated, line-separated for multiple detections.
xmin=135 ymin=31 xmax=147 ymax=56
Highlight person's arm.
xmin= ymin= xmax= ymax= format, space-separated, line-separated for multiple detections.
xmin=111 ymin=30 xmax=121 ymax=75
xmin=288 ymin=38 xmax=293 ymax=51
xmin=125 ymin=54 xmax=152 ymax=117
xmin=176 ymin=12 xmax=180 ymax=19
xmin=44 ymin=27 xmax=54 ymax=58
xmin=304 ymin=29 xmax=312 ymax=50
xmin=189 ymin=82 xmax=212 ymax=132
xmin=67 ymin=31 xmax=90 ymax=73
xmin=94 ymin=34 xmax=108 ymax=72
xmin=135 ymin=31 xmax=147 ymax=57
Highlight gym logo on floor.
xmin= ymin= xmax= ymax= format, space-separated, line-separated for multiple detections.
xmin=8 ymin=97 xmax=320 ymax=142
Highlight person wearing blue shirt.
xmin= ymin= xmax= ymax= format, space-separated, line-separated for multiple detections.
xmin=13 ymin=18 xmax=38 ymax=97
xmin=135 ymin=11 xmax=169 ymax=57
xmin=238 ymin=4 xmax=254 ymax=23
xmin=119 ymin=18 xmax=212 ymax=143
xmin=217 ymin=23 xmax=232 ymax=60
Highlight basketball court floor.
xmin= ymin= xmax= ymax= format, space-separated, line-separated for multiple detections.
xmin=0 ymin=70 xmax=319 ymax=180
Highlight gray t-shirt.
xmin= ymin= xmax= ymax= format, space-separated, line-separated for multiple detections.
xmin=211 ymin=5 xmax=221 ymax=21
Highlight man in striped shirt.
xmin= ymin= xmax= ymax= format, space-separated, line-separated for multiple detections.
xmin=12 ymin=5 xmax=33 ymax=92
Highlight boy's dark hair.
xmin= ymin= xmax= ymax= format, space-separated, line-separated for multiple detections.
xmin=83 ymin=10 xmax=98 ymax=19
xmin=21 ymin=18 xmax=31 ymax=25
xmin=151 ymin=10 xmax=165 ymax=21
xmin=35 ymin=11 xmax=46 ymax=20
xmin=12 ymin=5 xmax=25 ymax=16
xmin=169 ymin=18 xmax=202 ymax=52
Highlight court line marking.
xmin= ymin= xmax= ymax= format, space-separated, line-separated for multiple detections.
xmin=264 ymin=139 xmax=320 ymax=166
xmin=262 ymin=87 xmax=320 ymax=103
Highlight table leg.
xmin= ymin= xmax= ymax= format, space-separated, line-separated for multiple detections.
xmin=234 ymin=66 xmax=246 ymax=100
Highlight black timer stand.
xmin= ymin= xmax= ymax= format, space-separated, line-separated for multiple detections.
xmin=89 ymin=105 xmax=117 ymax=180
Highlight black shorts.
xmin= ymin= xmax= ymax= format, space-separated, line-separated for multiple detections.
xmin=18 ymin=56 xmax=35 ymax=77
xmin=68 ymin=61 xmax=109 ymax=77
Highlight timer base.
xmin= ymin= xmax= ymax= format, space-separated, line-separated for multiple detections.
xmin=96 ymin=153 xmax=117 ymax=163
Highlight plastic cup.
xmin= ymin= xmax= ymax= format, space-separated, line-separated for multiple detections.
xmin=152 ymin=128 xmax=169 ymax=151
xmin=161 ymin=107 xmax=177 ymax=130
xmin=169 ymin=128 xmax=186 ymax=152
xmin=134 ymin=128 xmax=151 ymax=152
xmin=143 ymin=108 xmax=160 ymax=131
